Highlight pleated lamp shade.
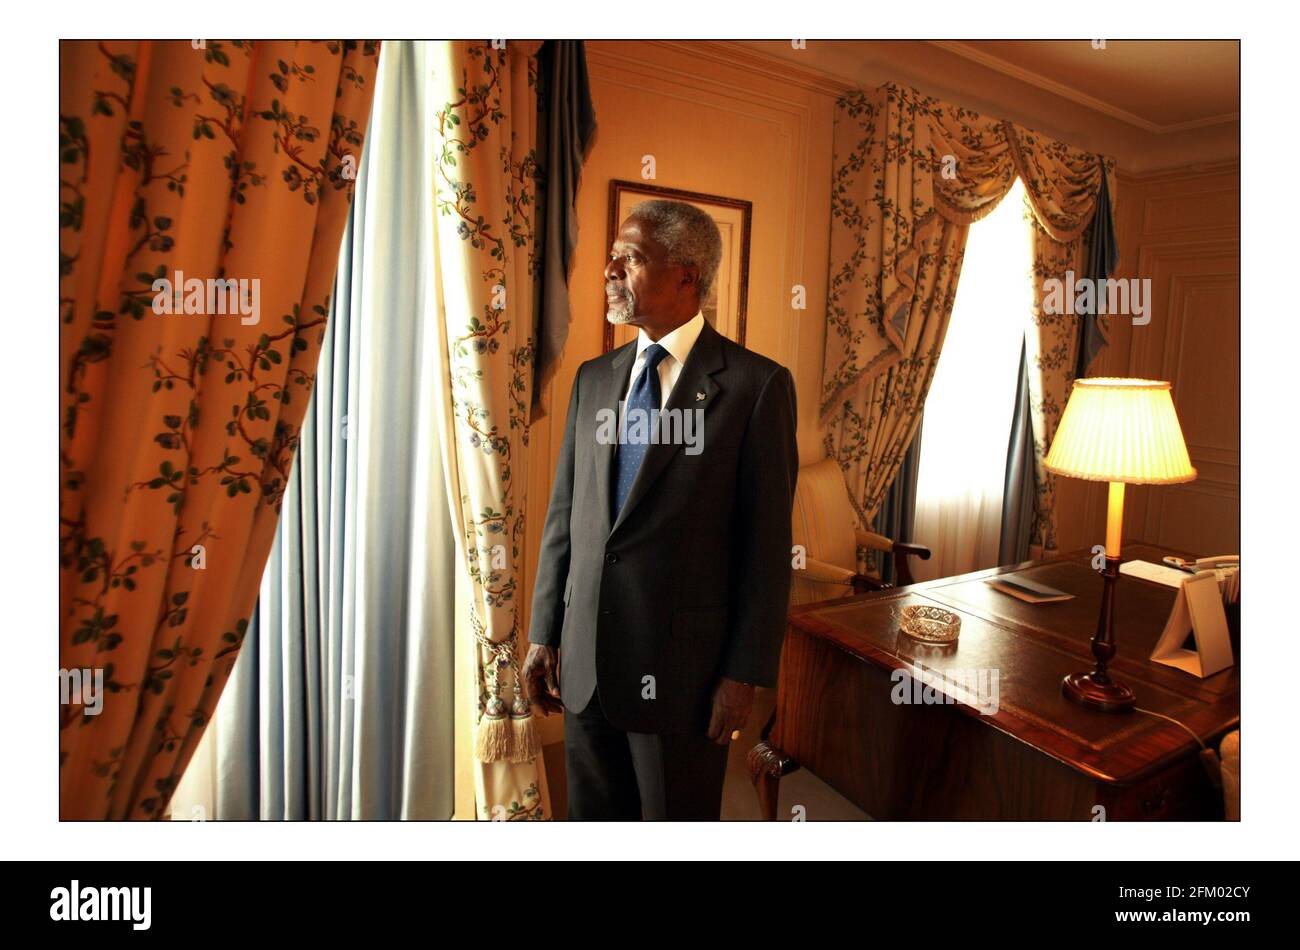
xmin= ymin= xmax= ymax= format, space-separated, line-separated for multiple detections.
xmin=1044 ymin=378 xmax=1197 ymax=485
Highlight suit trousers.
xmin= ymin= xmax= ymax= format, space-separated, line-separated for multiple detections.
xmin=564 ymin=688 xmax=730 ymax=820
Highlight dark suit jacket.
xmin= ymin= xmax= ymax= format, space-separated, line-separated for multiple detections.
xmin=527 ymin=320 xmax=799 ymax=735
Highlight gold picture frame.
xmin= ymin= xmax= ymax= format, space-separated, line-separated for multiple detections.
xmin=602 ymin=179 xmax=752 ymax=353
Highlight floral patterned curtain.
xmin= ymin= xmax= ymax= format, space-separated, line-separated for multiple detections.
xmin=59 ymin=40 xmax=381 ymax=818
xmin=429 ymin=41 xmax=549 ymax=819
xmin=820 ymin=82 xmax=1116 ymax=553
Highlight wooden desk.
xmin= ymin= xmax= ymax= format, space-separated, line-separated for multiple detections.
xmin=748 ymin=545 xmax=1238 ymax=820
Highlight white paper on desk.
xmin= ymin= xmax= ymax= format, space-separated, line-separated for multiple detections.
xmin=1150 ymin=571 xmax=1235 ymax=678
xmin=1120 ymin=559 xmax=1188 ymax=588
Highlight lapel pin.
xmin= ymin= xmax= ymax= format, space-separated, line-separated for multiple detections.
xmin=696 ymin=391 xmax=706 ymax=401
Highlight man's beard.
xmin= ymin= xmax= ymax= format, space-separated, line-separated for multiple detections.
xmin=606 ymin=288 xmax=636 ymax=324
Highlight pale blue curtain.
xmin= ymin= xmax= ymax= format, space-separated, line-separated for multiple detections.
xmin=177 ymin=41 xmax=457 ymax=820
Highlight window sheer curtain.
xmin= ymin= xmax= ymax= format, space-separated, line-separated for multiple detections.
xmin=171 ymin=41 xmax=457 ymax=819
xmin=911 ymin=179 xmax=1033 ymax=582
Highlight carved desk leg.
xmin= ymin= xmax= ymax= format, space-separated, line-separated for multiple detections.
xmin=747 ymin=711 xmax=800 ymax=821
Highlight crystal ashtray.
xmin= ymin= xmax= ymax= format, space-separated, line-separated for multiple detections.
xmin=899 ymin=604 xmax=961 ymax=643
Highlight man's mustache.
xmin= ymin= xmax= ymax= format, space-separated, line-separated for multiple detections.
xmin=606 ymin=284 xmax=631 ymax=300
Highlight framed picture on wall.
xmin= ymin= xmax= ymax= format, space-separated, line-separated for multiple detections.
xmin=603 ymin=179 xmax=752 ymax=353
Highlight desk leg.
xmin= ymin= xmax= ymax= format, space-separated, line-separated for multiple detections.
xmin=747 ymin=712 xmax=800 ymax=821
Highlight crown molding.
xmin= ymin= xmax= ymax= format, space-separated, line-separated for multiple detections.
xmin=1115 ymin=157 xmax=1239 ymax=182
xmin=647 ymin=40 xmax=858 ymax=97
xmin=927 ymin=40 xmax=1239 ymax=135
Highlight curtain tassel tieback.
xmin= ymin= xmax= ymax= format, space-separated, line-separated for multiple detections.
xmin=470 ymin=613 xmax=539 ymax=764
xmin=473 ymin=687 xmax=539 ymax=764
xmin=474 ymin=692 xmax=513 ymax=762
xmin=507 ymin=692 xmax=540 ymax=763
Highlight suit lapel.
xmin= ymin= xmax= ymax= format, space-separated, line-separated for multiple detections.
xmin=609 ymin=321 xmax=727 ymax=537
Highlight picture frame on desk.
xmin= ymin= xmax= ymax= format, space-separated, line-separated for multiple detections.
xmin=602 ymin=179 xmax=752 ymax=353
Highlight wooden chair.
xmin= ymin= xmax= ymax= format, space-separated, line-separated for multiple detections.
xmin=790 ymin=457 xmax=932 ymax=606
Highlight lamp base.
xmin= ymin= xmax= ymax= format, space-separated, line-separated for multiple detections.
xmin=1062 ymin=671 xmax=1136 ymax=713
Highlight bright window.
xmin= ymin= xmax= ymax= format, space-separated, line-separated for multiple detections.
xmin=911 ymin=177 xmax=1033 ymax=581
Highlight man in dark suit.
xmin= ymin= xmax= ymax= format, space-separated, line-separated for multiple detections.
xmin=523 ymin=199 xmax=799 ymax=820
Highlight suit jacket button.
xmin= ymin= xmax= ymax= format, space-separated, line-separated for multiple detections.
xmin=605 ymin=553 xmax=619 ymax=564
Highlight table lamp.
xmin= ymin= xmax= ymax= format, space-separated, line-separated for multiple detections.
xmin=1044 ymin=378 xmax=1197 ymax=712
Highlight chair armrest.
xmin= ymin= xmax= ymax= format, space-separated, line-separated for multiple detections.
xmin=799 ymin=558 xmax=888 ymax=594
xmin=797 ymin=557 xmax=856 ymax=586
xmin=853 ymin=532 xmax=933 ymax=587
xmin=893 ymin=541 xmax=932 ymax=561
xmin=854 ymin=529 xmax=932 ymax=562
xmin=854 ymin=529 xmax=894 ymax=552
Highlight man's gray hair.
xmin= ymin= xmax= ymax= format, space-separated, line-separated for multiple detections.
xmin=628 ymin=199 xmax=723 ymax=304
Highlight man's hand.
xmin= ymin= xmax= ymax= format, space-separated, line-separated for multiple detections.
xmin=706 ymin=677 xmax=755 ymax=745
xmin=522 ymin=644 xmax=565 ymax=716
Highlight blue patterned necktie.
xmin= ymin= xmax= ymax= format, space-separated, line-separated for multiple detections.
xmin=612 ymin=343 xmax=670 ymax=520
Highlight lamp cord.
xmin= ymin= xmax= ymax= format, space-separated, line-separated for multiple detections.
xmin=1134 ymin=705 xmax=1225 ymax=790
xmin=1133 ymin=705 xmax=1207 ymax=750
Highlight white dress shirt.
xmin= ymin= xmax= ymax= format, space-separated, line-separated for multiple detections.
xmin=619 ymin=311 xmax=706 ymax=421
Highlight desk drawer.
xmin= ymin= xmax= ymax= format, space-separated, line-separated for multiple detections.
xmin=1097 ymin=754 xmax=1224 ymax=821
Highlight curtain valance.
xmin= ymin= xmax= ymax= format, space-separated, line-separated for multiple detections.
xmin=823 ymin=82 xmax=1117 ymax=416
